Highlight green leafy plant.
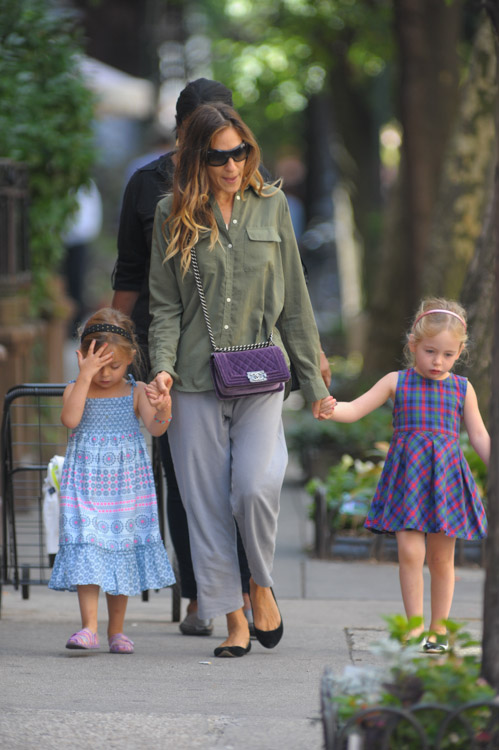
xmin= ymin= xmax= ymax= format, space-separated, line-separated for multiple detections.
xmin=302 ymin=423 xmax=487 ymax=536
xmin=307 ymin=453 xmax=384 ymax=532
xmin=329 ymin=616 xmax=496 ymax=748
xmin=286 ymin=402 xmax=393 ymax=476
xmin=0 ymin=0 xmax=96 ymax=314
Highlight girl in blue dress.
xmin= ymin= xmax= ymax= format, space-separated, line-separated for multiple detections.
xmin=49 ymin=308 xmax=175 ymax=654
xmin=324 ymin=298 xmax=489 ymax=652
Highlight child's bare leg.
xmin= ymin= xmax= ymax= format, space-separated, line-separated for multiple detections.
xmin=77 ymin=584 xmax=100 ymax=633
xmin=106 ymin=594 xmax=129 ymax=637
xmin=396 ymin=530 xmax=426 ymax=637
xmin=426 ymin=532 xmax=456 ymax=635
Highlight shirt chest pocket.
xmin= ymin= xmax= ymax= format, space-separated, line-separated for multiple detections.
xmin=243 ymin=226 xmax=281 ymax=271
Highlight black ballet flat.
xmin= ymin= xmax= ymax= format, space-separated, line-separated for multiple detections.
xmin=253 ymin=588 xmax=283 ymax=650
xmin=214 ymin=641 xmax=251 ymax=658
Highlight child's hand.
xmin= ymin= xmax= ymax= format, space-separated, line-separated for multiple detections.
xmin=145 ymin=381 xmax=171 ymax=412
xmin=317 ymin=395 xmax=336 ymax=421
xmin=76 ymin=340 xmax=113 ymax=380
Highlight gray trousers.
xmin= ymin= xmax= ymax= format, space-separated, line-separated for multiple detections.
xmin=168 ymin=390 xmax=288 ymax=620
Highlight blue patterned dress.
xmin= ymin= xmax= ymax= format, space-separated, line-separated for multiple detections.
xmin=49 ymin=375 xmax=175 ymax=595
xmin=365 ymin=368 xmax=487 ymax=540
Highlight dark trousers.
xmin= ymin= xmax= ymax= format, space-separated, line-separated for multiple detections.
xmin=158 ymin=431 xmax=251 ymax=600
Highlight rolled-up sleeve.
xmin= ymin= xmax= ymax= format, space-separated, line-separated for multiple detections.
xmin=276 ymin=195 xmax=330 ymax=403
xmin=148 ymin=199 xmax=182 ymax=381
xmin=148 ymin=186 xmax=329 ymax=400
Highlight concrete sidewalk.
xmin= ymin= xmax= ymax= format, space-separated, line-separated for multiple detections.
xmin=0 ymin=461 xmax=485 ymax=750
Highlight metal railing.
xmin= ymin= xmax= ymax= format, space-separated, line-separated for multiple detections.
xmin=321 ymin=667 xmax=499 ymax=749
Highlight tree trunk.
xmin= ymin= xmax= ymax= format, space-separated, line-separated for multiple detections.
xmin=424 ymin=17 xmax=497 ymax=299
xmin=481 ymin=9 xmax=499 ymax=692
xmin=327 ymin=57 xmax=383 ymax=310
xmin=481 ymin=157 xmax=499 ymax=689
xmin=364 ymin=0 xmax=462 ymax=372
xmin=460 ymin=183 xmax=495 ymax=421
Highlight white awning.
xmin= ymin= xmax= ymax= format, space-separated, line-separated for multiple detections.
xmin=79 ymin=56 xmax=156 ymax=119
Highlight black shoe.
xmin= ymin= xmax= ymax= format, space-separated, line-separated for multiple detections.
xmin=243 ymin=608 xmax=257 ymax=640
xmin=422 ymin=636 xmax=448 ymax=654
xmin=253 ymin=588 xmax=283 ymax=649
xmin=214 ymin=641 xmax=251 ymax=658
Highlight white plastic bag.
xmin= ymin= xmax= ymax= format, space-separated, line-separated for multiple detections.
xmin=42 ymin=455 xmax=65 ymax=555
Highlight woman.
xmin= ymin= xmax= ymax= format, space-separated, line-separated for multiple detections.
xmin=112 ymin=79 xmax=249 ymax=637
xmin=149 ymin=102 xmax=333 ymax=658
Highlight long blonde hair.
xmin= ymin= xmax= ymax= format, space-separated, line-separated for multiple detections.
xmin=163 ymin=102 xmax=273 ymax=276
xmin=404 ymin=297 xmax=468 ymax=367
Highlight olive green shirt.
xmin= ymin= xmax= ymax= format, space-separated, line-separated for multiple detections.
xmin=149 ymin=185 xmax=330 ymax=403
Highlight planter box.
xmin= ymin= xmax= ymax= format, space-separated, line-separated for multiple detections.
xmin=313 ymin=488 xmax=485 ymax=567
xmin=321 ymin=668 xmax=499 ymax=749
xmin=330 ymin=536 xmax=374 ymax=560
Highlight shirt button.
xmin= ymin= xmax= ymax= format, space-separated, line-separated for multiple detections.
xmin=227 ymin=297 xmax=231 ymax=302
xmin=228 ymin=244 xmax=233 ymax=249
xmin=224 ymin=325 xmax=229 ymax=330
xmin=232 ymin=219 xmax=237 ymax=224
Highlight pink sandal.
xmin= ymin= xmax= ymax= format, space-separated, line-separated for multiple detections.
xmin=65 ymin=628 xmax=100 ymax=650
xmin=108 ymin=633 xmax=134 ymax=654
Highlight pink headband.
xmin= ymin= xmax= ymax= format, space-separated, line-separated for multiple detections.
xmin=413 ymin=309 xmax=466 ymax=331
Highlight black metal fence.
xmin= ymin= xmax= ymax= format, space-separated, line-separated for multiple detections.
xmin=321 ymin=668 xmax=499 ymax=749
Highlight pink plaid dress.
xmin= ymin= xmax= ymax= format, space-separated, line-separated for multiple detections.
xmin=365 ymin=368 xmax=487 ymax=539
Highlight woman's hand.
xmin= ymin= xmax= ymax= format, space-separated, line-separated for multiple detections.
xmin=151 ymin=371 xmax=173 ymax=397
xmin=312 ymin=395 xmax=336 ymax=420
xmin=319 ymin=350 xmax=331 ymax=389
xmin=145 ymin=380 xmax=171 ymax=413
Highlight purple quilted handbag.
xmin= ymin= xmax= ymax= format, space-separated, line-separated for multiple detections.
xmin=210 ymin=345 xmax=290 ymax=400
xmin=191 ymin=247 xmax=290 ymax=400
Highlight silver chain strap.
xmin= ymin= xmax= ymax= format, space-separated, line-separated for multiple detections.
xmin=190 ymin=248 xmax=273 ymax=353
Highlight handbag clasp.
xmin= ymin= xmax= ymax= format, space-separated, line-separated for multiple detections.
xmin=247 ymin=370 xmax=268 ymax=383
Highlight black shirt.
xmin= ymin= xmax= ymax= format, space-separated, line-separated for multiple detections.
xmin=112 ymin=153 xmax=176 ymax=359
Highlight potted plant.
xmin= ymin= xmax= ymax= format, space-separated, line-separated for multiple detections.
xmin=286 ymin=406 xmax=393 ymax=481
xmin=321 ymin=616 xmax=498 ymax=749
xmin=306 ymin=453 xmax=385 ymax=559
xmin=307 ymin=435 xmax=488 ymax=564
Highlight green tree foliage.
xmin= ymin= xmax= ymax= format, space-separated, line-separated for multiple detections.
xmin=206 ymin=0 xmax=393 ymax=155
xmin=0 ymin=0 xmax=96 ymax=314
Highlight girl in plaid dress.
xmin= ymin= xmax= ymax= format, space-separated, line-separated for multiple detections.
xmin=325 ymin=298 xmax=489 ymax=652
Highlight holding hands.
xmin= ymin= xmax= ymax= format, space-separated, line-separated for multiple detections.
xmin=141 ymin=377 xmax=172 ymax=436
xmin=318 ymin=395 xmax=336 ymax=420
xmin=311 ymin=395 xmax=336 ymax=420
xmin=151 ymin=371 xmax=173 ymax=395
xmin=145 ymin=379 xmax=172 ymax=415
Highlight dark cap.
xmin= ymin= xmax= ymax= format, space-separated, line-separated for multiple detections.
xmin=175 ymin=78 xmax=233 ymax=129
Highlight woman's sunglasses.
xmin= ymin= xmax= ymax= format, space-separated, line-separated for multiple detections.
xmin=206 ymin=142 xmax=250 ymax=167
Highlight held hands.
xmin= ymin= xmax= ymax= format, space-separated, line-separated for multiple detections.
xmin=145 ymin=379 xmax=172 ymax=414
xmin=152 ymin=371 xmax=173 ymax=395
xmin=76 ymin=340 xmax=113 ymax=380
xmin=312 ymin=395 xmax=336 ymax=421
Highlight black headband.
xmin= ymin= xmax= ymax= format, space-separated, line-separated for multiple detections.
xmin=81 ymin=323 xmax=133 ymax=343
